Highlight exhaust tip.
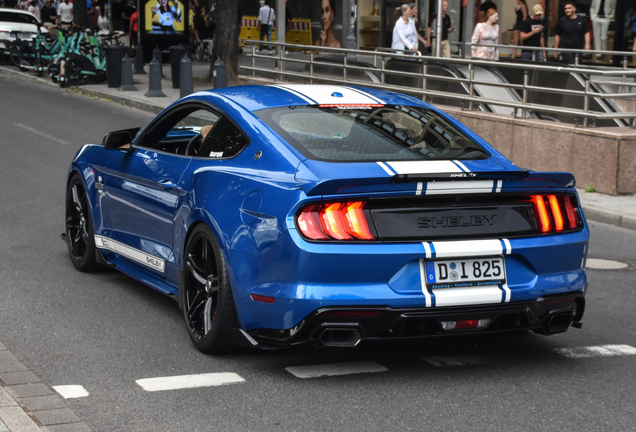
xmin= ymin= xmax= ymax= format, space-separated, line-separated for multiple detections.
xmin=547 ymin=312 xmax=573 ymax=334
xmin=319 ymin=328 xmax=362 ymax=348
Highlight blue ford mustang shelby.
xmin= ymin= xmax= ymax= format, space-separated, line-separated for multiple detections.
xmin=64 ymin=84 xmax=589 ymax=353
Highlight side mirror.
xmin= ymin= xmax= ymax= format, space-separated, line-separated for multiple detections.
xmin=102 ymin=127 xmax=141 ymax=150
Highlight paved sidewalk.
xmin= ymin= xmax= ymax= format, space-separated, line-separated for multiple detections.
xmin=0 ymin=341 xmax=92 ymax=432
xmin=2 ymin=61 xmax=636 ymax=232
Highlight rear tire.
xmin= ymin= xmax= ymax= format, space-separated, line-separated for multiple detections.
xmin=65 ymin=175 xmax=99 ymax=272
xmin=181 ymin=224 xmax=236 ymax=354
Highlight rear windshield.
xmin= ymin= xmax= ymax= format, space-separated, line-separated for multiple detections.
xmin=0 ymin=11 xmax=38 ymax=24
xmin=255 ymin=105 xmax=490 ymax=162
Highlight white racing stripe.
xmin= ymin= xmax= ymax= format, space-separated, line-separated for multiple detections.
xmin=272 ymin=84 xmax=383 ymax=105
xmin=285 ymin=361 xmax=388 ymax=379
xmin=136 ymin=373 xmax=245 ymax=391
xmin=376 ymin=161 xmax=395 ymax=176
xmin=424 ymin=180 xmax=494 ymax=195
xmin=52 ymin=385 xmax=89 ymax=399
xmin=419 ymin=259 xmax=432 ymax=307
xmin=94 ymin=235 xmax=165 ymax=272
xmin=433 ymin=285 xmax=503 ymax=307
xmin=554 ymin=345 xmax=636 ymax=359
xmin=423 ymin=355 xmax=486 ymax=367
xmin=430 ymin=239 xmax=505 ymax=259
xmin=386 ymin=160 xmax=463 ymax=175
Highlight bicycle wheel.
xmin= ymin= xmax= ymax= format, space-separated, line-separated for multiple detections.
xmin=9 ymin=41 xmax=24 ymax=68
xmin=65 ymin=58 xmax=83 ymax=85
xmin=18 ymin=44 xmax=35 ymax=72
xmin=0 ymin=42 xmax=11 ymax=65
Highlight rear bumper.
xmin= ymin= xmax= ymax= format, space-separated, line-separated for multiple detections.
xmin=236 ymin=292 xmax=585 ymax=349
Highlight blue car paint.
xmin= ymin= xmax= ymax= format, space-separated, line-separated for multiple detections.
xmin=67 ymin=85 xmax=589 ymax=335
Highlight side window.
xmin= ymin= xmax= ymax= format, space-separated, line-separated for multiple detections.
xmin=198 ymin=117 xmax=249 ymax=159
xmin=138 ymin=107 xmax=219 ymax=154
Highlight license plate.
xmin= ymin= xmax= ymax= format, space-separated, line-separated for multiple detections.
xmin=10 ymin=32 xmax=34 ymax=39
xmin=425 ymin=257 xmax=505 ymax=289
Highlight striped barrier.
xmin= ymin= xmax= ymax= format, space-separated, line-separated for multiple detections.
xmin=240 ymin=15 xmax=276 ymax=47
xmin=286 ymin=18 xmax=312 ymax=48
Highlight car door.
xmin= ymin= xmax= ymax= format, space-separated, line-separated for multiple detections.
xmin=98 ymin=104 xmax=219 ymax=286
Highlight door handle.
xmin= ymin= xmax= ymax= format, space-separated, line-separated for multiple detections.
xmin=158 ymin=179 xmax=174 ymax=190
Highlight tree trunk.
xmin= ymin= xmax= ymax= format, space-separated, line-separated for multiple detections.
xmin=207 ymin=0 xmax=239 ymax=84
xmin=73 ymin=1 xmax=88 ymax=28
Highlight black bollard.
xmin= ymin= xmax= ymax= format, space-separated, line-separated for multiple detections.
xmin=120 ymin=55 xmax=137 ymax=91
xmin=145 ymin=58 xmax=166 ymax=97
xmin=153 ymin=45 xmax=166 ymax=78
xmin=180 ymin=55 xmax=193 ymax=98
xmin=214 ymin=58 xmax=227 ymax=89
xmin=133 ymin=45 xmax=146 ymax=75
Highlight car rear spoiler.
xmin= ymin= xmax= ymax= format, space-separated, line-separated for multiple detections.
xmin=297 ymin=171 xmax=576 ymax=196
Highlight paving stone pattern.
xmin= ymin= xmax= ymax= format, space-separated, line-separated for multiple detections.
xmin=0 ymin=341 xmax=92 ymax=432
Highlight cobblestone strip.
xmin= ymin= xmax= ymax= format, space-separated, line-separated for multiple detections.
xmin=0 ymin=340 xmax=92 ymax=432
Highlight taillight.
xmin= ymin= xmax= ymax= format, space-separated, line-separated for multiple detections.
xmin=531 ymin=195 xmax=581 ymax=234
xmin=296 ymin=201 xmax=376 ymax=241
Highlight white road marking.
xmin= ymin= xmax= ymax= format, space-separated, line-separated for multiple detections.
xmin=135 ymin=372 xmax=245 ymax=392
xmin=585 ymin=258 xmax=628 ymax=270
xmin=15 ymin=123 xmax=71 ymax=145
xmin=52 ymin=385 xmax=89 ymax=399
xmin=423 ymin=355 xmax=486 ymax=367
xmin=555 ymin=344 xmax=636 ymax=359
xmin=285 ymin=361 xmax=388 ymax=379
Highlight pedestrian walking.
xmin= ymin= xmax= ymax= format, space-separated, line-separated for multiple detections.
xmin=426 ymin=0 xmax=454 ymax=58
xmin=553 ymin=1 xmax=590 ymax=64
xmin=111 ymin=0 xmax=125 ymax=31
xmin=511 ymin=0 xmax=528 ymax=59
xmin=590 ymin=0 xmax=615 ymax=60
xmin=40 ymin=0 xmax=57 ymax=28
xmin=123 ymin=0 xmax=136 ymax=34
xmin=391 ymin=4 xmax=417 ymax=54
xmin=257 ymin=0 xmax=275 ymax=54
xmin=27 ymin=0 xmax=40 ymax=20
xmin=520 ymin=4 xmax=545 ymax=61
xmin=57 ymin=0 xmax=73 ymax=28
xmin=471 ymin=8 xmax=499 ymax=60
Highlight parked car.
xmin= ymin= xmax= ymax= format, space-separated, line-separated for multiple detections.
xmin=0 ymin=7 xmax=47 ymax=45
xmin=64 ymin=84 xmax=589 ymax=353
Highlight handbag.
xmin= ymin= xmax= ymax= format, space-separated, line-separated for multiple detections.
xmin=260 ymin=7 xmax=271 ymax=32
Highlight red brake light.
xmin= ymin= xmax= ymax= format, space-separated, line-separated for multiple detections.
xmin=548 ymin=195 xmax=564 ymax=231
xmin=343 ymin=202 xmax=374 ymax=240
xmin=320 ymin=203 xmax=352 ymax=240
xmin=532 ymin=195 xmax=551 ymax=233
xmin=296 ymin=205 xmax=328 ymax=240
xmin=297 ymin=201 xmax=376 ymax=241
xmin=531 ymin=195 xmax=581 ymax=234
xmin=563 ymin=196 xmax=579 ymax=229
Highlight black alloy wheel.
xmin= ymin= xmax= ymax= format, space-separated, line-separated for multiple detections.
xmin=182 ymin=225 xmax=236 ymax=353
xmin=65 ymin=176 xmax=99 ymax=272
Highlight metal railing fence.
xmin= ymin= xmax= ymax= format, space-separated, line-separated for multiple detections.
xmin=239 ymin=41 xmax=636 ymax=128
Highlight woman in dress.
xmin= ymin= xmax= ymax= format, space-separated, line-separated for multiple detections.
xmin=511 ymin=0 xmax=528 ymax=58
xmin=391 ymin=4 xmax=417 ymax=53
xmin=471 ymin=8 xmax=499 ymax=60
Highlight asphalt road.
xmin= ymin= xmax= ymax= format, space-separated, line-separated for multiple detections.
xmin=1 ymin=70 xmax=635 ymax=432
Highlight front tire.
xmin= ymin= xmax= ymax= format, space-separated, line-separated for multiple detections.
xmin=182 ymin=224 xmax=236 ymax=354
xmin=65 ymin=175 xmax=99 ymax=272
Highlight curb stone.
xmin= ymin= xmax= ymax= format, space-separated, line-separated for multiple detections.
xmin=0 ymin=341 xmax=92 ymax=432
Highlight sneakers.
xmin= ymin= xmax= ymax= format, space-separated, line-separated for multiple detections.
xmin=268 ymin=49 xmax=273 ymax=55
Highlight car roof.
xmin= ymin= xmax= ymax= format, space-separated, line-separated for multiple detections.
xmin=0 ymin=7 xmax=38 ymax=17
xmin=188 ymin=84 xmax=430 ymax=113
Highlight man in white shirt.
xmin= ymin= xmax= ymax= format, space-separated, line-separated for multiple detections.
xmin=257 ymin=0 xmax=275 ymax=54
xmin=57 ymin=0 xmax=73 ymax=28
